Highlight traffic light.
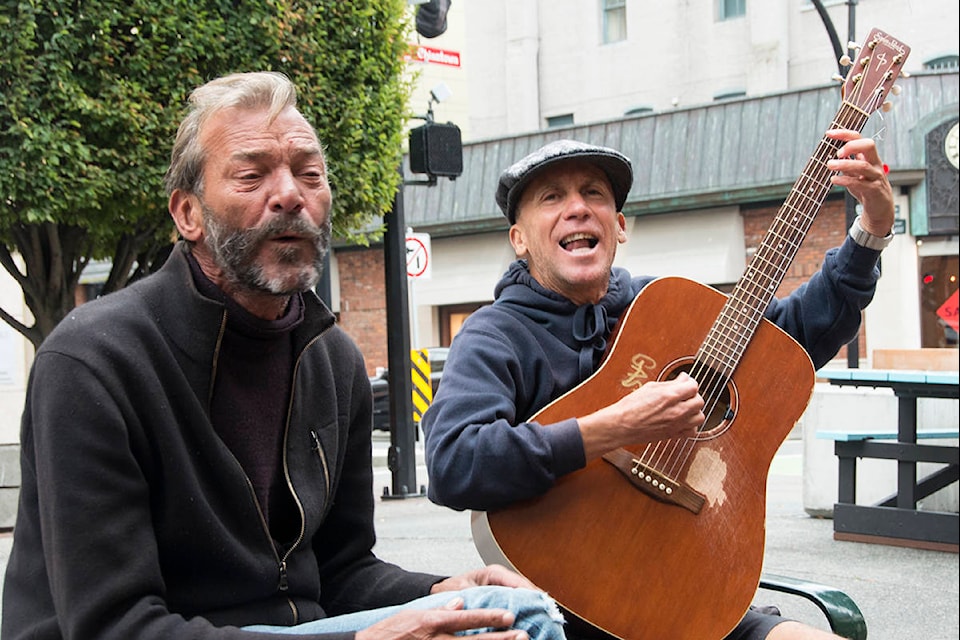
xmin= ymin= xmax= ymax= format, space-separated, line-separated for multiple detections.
xmin=409 ymin=122 xmax=462 ymax=178
xmin=416 ymin=0 xmax=451 ymax=38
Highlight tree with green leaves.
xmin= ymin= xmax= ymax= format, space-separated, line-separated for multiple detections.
xmin=0 ymin=0 xmax=413 ymax=349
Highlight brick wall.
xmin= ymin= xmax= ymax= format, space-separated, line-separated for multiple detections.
xmin=336 ymin=248 xmax=390 ymax=375
xmin=741 ymin=194 xmax=864 ymax=361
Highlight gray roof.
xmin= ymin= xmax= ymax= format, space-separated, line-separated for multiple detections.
xmin=402 ymin=70 xmax=959 ymax=237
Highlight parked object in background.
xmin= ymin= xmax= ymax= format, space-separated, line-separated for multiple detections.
xmin=369 ymin=348 xmax=449 ymax=431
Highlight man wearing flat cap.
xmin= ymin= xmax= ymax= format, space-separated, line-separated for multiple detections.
xmin=422 ymin=134 xmax=896 ymax=639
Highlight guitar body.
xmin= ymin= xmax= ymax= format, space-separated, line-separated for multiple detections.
xmin=475 ymin=277 xmax=815 ymax=639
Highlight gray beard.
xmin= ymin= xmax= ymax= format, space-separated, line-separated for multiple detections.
xmin=201 ymin=204 xmax=331 ymax=296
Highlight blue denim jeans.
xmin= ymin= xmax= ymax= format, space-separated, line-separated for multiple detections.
xmin=243 ymin=585 xmax=566 ymax=639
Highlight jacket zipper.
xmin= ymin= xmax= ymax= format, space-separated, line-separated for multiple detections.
xmin=209 ymin=311 xmax=282 ymax=580
xmin=309 ymin=429 xmax=331 ymax=490
xmin=275 ymin=330 xmax=334 ymax=605
xmin=210 ymin=309 xmax=335 ymax=622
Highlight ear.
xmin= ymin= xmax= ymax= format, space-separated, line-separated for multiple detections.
xmin=508 ymin=224 xmax=528 ymax=258
xmin=169 ymin=190 xmax=204 ymax=243
xmin=616 ymin=212 xmax=627 ymax=244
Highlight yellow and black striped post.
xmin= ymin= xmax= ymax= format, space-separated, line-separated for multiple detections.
xmin=410 ymin=348 xmax=433 ymax=422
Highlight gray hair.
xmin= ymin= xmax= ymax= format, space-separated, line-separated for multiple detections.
xmin=164 ymin=71 xmax=299 ymax=196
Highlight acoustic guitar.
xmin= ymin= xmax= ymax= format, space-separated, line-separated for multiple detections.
xmin=472 ymin=27 xmax=910 ymax=639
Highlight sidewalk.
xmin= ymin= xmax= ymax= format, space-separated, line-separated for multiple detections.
xmin=1 ymin=435 xmax=957 ymax=639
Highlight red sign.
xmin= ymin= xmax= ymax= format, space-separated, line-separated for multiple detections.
xmin=405 ymin=234 xmax=430 ymax=279
xmin=405 ymin=44 xmax=461 ymax=67
xmin=936 ymin=289 xmax=959 ymax=333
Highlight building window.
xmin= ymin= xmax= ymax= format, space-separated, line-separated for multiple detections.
xmin=602 ymin=0 xmax=626 ymax=44
xmin=924 ymin=54 xmax=959 ymax=71
xmin=439 ymin=303 xmax=483 ymax=346
xmin=713 ymin=88 xmax=746 ymax=101
xmin=919 ymin=255 xmax=959 ymax=349
xmin=546 ymin=113 xmax=574 ymax=128
xmin=718 ymin=0 xmax=745 ymax=21
xmin=625 ymin=105 xmax=653 ymax=116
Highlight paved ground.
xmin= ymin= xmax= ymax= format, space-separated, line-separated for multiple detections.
xmin=1 ymin=435 xmax=957 ymax=639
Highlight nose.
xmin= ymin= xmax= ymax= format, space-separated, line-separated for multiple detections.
xmin=564 ymin=191 xmax=591 ymax=219
xmin=268 ymin=168 xmax=304 ymax=214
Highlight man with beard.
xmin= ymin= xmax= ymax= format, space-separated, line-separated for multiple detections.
xmin=1 ymin=72 xmax=565 ymax=640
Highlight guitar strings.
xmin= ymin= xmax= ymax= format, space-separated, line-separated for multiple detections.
xmin=632 ymin=82 xmax=876 ymax=482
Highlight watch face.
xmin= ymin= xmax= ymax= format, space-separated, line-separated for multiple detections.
xmin=946 ymin=122 xmax=960 ymax=170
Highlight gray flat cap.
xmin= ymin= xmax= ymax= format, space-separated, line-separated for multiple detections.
xmin=496 ymin=139 xmax=633 ymax=224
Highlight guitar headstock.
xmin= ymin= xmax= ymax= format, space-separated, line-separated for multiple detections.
xmin=842 ymin=28 xmax=911 ymax=115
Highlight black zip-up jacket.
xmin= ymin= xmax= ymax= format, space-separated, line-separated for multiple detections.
xmin=2 ymin=243 xmax=439 ymax=640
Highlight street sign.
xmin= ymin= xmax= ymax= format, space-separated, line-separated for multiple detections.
xmin=405 ymin=232 xmax=431 ymax=279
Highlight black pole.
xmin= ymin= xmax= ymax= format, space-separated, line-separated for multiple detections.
xmin=847 ymin=0 xmax=857 ymax=53
xmin=812 ymin=0 xmax=861 ymax=368
xmin=843 ymin=1 xmax=861 ymax=369
xmin=382 ymin=170 xmax=425 ymax=499
xmin=810 ymin=0 xmax=845 ymax=74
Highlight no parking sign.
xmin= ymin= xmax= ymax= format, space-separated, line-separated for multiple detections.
xmin=405 ymin=232 xmax=431 ymax=279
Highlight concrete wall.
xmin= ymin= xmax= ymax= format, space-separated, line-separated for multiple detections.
xmin=0 ymin=267 xmax=28 ymax=446
xmin=0 ymin=266 xmax=27 ymax=527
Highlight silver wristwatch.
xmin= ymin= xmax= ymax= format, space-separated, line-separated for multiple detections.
xmin=849 ymin=215 xmax=894 ymax=251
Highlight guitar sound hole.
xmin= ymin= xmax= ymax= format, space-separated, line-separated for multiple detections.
xmin=663 ymin=362 xmax=735 ymax=436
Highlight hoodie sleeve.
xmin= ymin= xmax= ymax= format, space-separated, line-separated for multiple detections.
xmin=764 ymin=237 xmax=882 ymax=368
xmin=421 ymin=310 xmax=587 ymax=512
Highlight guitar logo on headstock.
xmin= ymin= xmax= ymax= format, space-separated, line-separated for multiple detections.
xmin=842 ymin=28 xmax=910 ymax=117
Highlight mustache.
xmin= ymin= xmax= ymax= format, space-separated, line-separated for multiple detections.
xmin=253 ymin=214 xmax=327 ymax=244
xmin=208 ymin=212 xmax=330 ymax=258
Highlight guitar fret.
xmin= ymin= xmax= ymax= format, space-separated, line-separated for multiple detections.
xmin=701 ymin=109 xmax=869 ymax=369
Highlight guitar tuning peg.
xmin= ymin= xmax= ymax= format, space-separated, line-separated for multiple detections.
xmin=881 ymin=101 xmax=893 ymax=113
xmin=891 ymin=85 xmax=903 ymax=96
xmin=839 ymin=54 xmax=852 ymax=66
xmin=847 ymin=40 xmax=861 ymax=51
xmin=831 ymin=73 xmax=845 ymax=83
xmin=901 ymin=71 xmax=911 ymax=78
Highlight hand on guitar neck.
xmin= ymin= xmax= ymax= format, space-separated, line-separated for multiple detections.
xmin=825 ymin=129 xmax=896 ymax=237
xmin=576 ymin=371 xmax=704 ymax=462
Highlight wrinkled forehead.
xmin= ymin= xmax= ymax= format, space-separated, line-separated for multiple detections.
xmin=202 ymin=105 xmax=322 ymax=157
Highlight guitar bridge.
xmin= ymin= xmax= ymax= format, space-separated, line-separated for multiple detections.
xmin=602 ymin=448 xmax=706 ymax=514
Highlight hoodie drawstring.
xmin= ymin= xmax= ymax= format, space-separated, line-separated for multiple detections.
xmin=572 ymin=303 xmax=609 ymax=380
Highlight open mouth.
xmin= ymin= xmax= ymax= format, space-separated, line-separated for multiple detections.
xmin=271 ymin=233 xmax=310 ymax=245
xmin=560 ymin=232 xmax=598 ymax=252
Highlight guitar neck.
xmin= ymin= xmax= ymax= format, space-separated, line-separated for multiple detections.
xmin=696 ymin=28 xmax=910 ymax=378
xmin=698 ymin=104 xmax=872 ymax=377
xmin=696 ymin=28 xmax=911 ymax=377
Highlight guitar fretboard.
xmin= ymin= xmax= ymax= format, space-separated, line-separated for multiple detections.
xmin=697 ymin=105 xmax=871 ymax=378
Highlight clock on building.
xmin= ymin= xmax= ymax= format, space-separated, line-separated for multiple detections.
xmin=945 ymin=122 xmax=959 ymax=170
xmin=925 ymin=120 xmax=960 ymax=236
